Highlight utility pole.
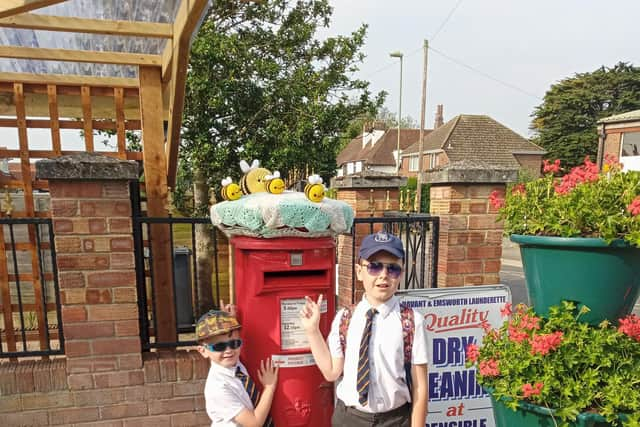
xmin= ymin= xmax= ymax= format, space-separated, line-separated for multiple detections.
xmin=416 ymin=39 xmax=429 ymax=212
xmin=389 ymin=51 xmax=404 ymax=173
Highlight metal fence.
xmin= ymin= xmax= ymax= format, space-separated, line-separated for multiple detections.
xmin=131 ymin=184 xmax=226 ymax=350
xmin=348 ymin=214 xmax=439 ymax=303
xmin=0 ymin=218 xmax=64 ymax=358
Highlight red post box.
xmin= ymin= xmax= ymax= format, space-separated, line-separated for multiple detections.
xmin=232 ymin=236 xmax=335 ymax=427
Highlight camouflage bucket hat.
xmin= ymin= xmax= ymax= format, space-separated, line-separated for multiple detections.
xmin=196 ymin=310 xmax=241 ymax=341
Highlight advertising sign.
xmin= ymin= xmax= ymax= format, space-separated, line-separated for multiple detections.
xmin=397 ymin=285 xmax=511 ymax=427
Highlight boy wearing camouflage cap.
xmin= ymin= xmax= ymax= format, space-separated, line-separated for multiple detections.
xmin=196 ymin=308 xmax=278 ymax=427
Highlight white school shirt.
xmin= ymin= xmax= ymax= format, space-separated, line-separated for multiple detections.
xmin=204 ymin=360 xmax=254 ymax=427
xmin=327 ymin=295 xmax=428 ymax=413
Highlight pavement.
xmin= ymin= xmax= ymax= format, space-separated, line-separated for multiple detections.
xmin=499 ymin=238 xmax=640 ymax=316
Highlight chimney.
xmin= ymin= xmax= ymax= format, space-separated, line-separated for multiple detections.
xmin=434 ymin=104 xmax=444 ymax=129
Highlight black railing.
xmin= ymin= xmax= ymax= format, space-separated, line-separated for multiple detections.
xmin=349 ymin=214 xmax=439 ymax=303
xmin=0 ymin=218 xmax=64 ymax=358
xmin=131 ymin=184 xmax=224 ymax=350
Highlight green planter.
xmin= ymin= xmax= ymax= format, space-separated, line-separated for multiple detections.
xmin=491 ymin=393 xmax=625 ymax=427
xmin=510 ymin=234 xmax=640 ymax=324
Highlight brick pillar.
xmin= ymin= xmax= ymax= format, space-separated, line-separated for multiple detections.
xmin=331 ymin=174 xmax=406 ymax=307
xmin=426 ymin=166 xmax=517 ymax=288
xmin=36 ymin=153 xmax=142 ymax=389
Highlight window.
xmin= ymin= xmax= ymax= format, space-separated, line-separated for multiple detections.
xmin=621 ymin=132 xmax=640 ymax=157
xmin=429 ymin=153 xmax=438 ymax=169
xmin=408 ymin=155 xmax=419 ymax=172
xmin=346 ymin=162 xmax=354 ymax=175
xmin=621 ymin=132 xmax=640 ymax=172
xmin=355 ymin=161 xmax=363 ymax=173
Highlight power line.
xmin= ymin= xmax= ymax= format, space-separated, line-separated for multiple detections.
xmin=431 ymin=0 xmax=464 ymax=41
xmin=362 ymin=0 xmax=463 ymax=79
xmin=428 ymin=45 xmax=542 ymax=100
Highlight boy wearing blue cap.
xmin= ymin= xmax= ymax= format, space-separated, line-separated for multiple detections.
xmin=300 ymin=231 xmax=428 ymax=427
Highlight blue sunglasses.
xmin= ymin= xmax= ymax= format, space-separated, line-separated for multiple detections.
xmin=203 ymin=338 xmax=243 ymax=352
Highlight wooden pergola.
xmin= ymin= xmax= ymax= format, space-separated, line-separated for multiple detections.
xmin=0 ymin=0 xmax=209 ymax=350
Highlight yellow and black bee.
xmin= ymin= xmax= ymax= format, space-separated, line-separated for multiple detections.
xmin=304 ymin=174 xmax=325 ymax=203
xmin=239 ymin=159 xmax=271 ymax=194
xmin=265 ymin=171 xmax=285 ymax=194
xmin=220 ymin=177 xmax=242 ymax=201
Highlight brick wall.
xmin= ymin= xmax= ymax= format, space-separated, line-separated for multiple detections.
xmin=604 ymin=132 xmax=622 ymax=159
xmin=0 ymin=352 xmax=210 ymax=426
xmin=334 ymin=185 xmax=401 ymax=307
xmin=513 ymin=153 xmax=543 ymax=178
xmin=430 ymin=184 xmax=504 ymax=287
xmin=1 ymin=158 xmax=212 ymax=426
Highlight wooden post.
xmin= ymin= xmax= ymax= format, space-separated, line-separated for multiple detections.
xmin=138 ymin=66 xmax=176 ymax=345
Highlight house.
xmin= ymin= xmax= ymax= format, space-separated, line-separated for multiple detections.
xmin=597 ymin=109 xmax=640 ymax=171
xmin=400 ymin=114 xmax=546 ymax=179
xmin=335 ymin=121 xmax=432 ymax=177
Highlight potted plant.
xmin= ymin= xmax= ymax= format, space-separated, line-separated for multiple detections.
xmin=466 ymin=301 xmax=640 ymax=427
xmin=490 ymin=156 xmax=640 ymax=324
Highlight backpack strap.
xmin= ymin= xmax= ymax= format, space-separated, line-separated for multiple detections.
xmin=339 ymin=304 xmax=356 ymax=356
xmin=340 ymin=304 xmax=415 ymax=363
xmin=400 ymin=306 xmax=415 ymax=364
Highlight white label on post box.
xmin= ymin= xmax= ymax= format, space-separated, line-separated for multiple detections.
xmin=290 ymin=252 xmax=303 ymax=266
xmin=280 ymin=297 xmax=328 ymax=350
xmin=272 ymin=353 xmax=316 ymax=368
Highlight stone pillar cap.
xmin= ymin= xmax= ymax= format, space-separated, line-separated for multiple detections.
xmin=424 ymin=160 xmax=518 ymax=184
xmin=331 ymin=173 xmax=407 ymax=189
xmin=36 ymin=152 xmax=139 ymax=181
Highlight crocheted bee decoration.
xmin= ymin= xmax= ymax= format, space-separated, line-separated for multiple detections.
xmin=239 ymin=159 xmax=271 ymax=195
xmin=220 ymin=177 xmax=242 ymax=201
xmin=304 ymin=174 xmax=326 ymax=203
xmin=265 ymin=171 xmax=285 ymax=194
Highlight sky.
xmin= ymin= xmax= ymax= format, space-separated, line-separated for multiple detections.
xmin=320 ymin=0 xmax=640 ymax=137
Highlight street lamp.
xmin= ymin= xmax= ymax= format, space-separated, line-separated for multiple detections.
xmin=389 ymin=51 xmax=403 ymax=173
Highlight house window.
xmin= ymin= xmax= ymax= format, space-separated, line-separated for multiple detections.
xmin=408 ymin=155 xmax=419 ymax=172
xmin=621 ymin=132 xmax=640 ymax=171
xmin=429 ymin=154 xmax=437 ymax=169
xmin=355 ymin=161 xmax=363 ymax=173
xmin=346 ymin=162 xmax=354 ymax=175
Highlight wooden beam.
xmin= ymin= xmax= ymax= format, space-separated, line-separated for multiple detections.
xmin=0 ymin=13 xmax=173 ymax=38
xmin=0 ymin=46 xmax=162 ymax=66
xmin=0 ymin=91 xmax=143 ymax=120
xmin=0 ymin=72 xmax=139 ymax=88
xmin=0 ymin=1 xmax=68 ymax=19
xmin=139 ymin=65 xmax=176 ymax=345
xmin=81 ymin=85 xmax=94 ymax=151
xmin=165 ymin=0 xmax=209 ymax=187
xmin=47 ymin=84 xmax=61 ymax=156
xmin=0 ymin=118 xmax=141 ymax=130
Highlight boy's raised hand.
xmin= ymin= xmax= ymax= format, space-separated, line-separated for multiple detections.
xmin=299 ymin=294 xmax=323 ymax=333
xmin=220 ymin=298 xmax=237 ymax=316
xmin=258 ymin=358 xmax=279 ymax=388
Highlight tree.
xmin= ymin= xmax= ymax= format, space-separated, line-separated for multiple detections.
xmin=178 ymin=0 xmax=384 ymax=208
xmin=531 ymin=62 xmax=640 ymax=168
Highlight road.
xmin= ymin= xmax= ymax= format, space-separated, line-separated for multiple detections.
xmin=499 ymin=238 xmax=640 ymax=316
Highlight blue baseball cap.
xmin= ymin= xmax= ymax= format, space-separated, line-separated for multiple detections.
xmin=359 ymin=231 xmax=405 ymax=261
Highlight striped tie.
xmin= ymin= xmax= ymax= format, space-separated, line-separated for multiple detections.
xmin=235 ymin=367 xmax=274 ymax=427
xmin=357 ymin=308 xmax=378 ymax=406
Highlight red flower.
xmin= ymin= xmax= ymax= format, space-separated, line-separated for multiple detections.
xmin=530 ymin=331 xmax=564 ymax=355
xmin=508 ymin=324 xmax=529 ymax=343
xmin=511 ymin=184 xmax=526 ymax=196
xmin=522 ymin=382 xmax=544 ymax=398
xmin=500 ymin=303 xmax=513 ymax=318
xmin=489 ymin=190 xmax=505 ymax=209
xmin=627 ymin=197 xmax=640 ymax=216
xmin=479 ymin=359 xmax=500 ymax=377
xmin=618 ymin=314 xmax=640 ymax=342
xmin=465 ymin=343 xmax=480 ymax=363
xmin=543 ymin=159 xmax=561 ymax=174
xmin=554 ymin=156 xmax=600 ymax=195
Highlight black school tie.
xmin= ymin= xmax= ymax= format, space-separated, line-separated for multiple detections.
xmin=357 ymin=308 xmax=378 ymax=406
xmin=235 ymin=367 xmax=274 ymax=427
